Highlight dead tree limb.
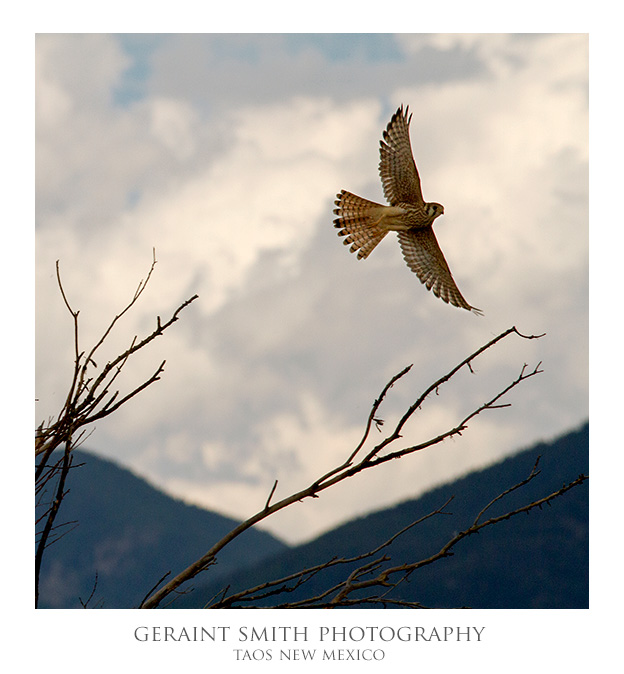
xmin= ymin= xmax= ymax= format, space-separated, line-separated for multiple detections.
xmin=35 ymin=251 xmax=198 ymax=607
xmin=140 ymin=326 xmax=550 ymax=608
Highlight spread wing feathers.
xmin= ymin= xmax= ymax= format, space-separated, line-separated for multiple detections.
xmin=379 ymin=105 xmax=424 ymax=207
xmin=397 ymin=229 xmax=482 ymax=314
xmin=333 ymin=190 xmax=389 ymax=259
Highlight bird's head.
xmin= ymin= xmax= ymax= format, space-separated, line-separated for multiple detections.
xmin=426 ymin=202 xmax=444 ymax=221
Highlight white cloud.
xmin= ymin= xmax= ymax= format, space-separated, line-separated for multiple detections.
xmin=147 ymin=97 xmax=201 ymax=160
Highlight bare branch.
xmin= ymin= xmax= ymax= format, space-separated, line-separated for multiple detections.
xmin=273 ymin=473 xmax=587 ymax=609
xmin=35 ymin=267 xmax=198 ymax=457
xmin=138 ymin=571 xmax=172 ymax=609
xmin=207 ymin=465 xmax=586 ymax=610
xmin=472 ymin=456 xmax=541 ymax=526
xmin=36 ymin=253 xmax=198 ymax=607
xmin=264 ymin=480 xmax=279 ymax=511
xmin=363 ymin=359 xmax=544 ymax=469
xmin=83 ymin=248 xmax=157 ymax=370
xmin=207 ymin=497 xmax=454 ymax=609
xmin=79 ymin=573 xmax=100 ymax=609
xmin=35 ymin=443 xmax=73 ymax=608
xmin=139 ymin=326 xmax=547 ymax=609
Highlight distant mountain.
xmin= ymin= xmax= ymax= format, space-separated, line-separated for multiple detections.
xmin=177 ymin=422 xmax=589 ymax=609
xmin=37 ymin=450 xmax=288 ymax=608
xmin=38 ymin=423 xmax=588 ymax=609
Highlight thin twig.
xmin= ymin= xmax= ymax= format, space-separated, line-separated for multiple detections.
xmin=264 ymin=480 xmax=279 ymax=511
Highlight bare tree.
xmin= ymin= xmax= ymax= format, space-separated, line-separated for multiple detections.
xmin=35 ymin=251 xmax=198 ymax=607
xmin=35 ymin=256 xmax=588 ymax=610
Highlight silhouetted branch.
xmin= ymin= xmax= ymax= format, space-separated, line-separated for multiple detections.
xmin=320 ymin=471 xmax=587 ymax=609
xmin=206 ymin=498 xmax=454 ymax=609
xmin=79 ymin=572 xmax=100 ymax=609
xmin=35 ymin=251 xmax=197 ymax=607
xmin=36 ymin=254 xmax=198 ymax=461
xmin=201 ymin=462 xmax=586 ymax=609
xmin=140 ymin=326 xmax=553 ymax=609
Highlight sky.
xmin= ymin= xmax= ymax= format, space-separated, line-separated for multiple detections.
xmin=35 ymin=33 xmax=588 ymax=544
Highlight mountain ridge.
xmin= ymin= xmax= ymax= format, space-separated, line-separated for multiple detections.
xmin=37 ymin=421 xmax=588 ymax=609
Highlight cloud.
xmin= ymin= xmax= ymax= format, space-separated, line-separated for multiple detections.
xmin=36 ymin=34 xmax=587 ymax=543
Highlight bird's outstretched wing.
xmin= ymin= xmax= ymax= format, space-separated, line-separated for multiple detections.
xmin=397 ymin=229 xmax=482 ymax=314
xmin=379 ymin=105 xmax=424 ymax=207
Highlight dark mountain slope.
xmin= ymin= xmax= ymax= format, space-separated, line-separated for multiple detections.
xmin=37 ymin=449 xmax=287 ymax=608
xmin=177 ymin=422 xmax=589 ymax=609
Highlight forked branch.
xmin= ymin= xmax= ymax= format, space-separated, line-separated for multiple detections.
xmin=35 ymin=252 xmax=198 ymax=460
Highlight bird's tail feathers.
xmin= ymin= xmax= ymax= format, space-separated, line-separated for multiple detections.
xmin=333 ymin=190 xmax=388 ymax=259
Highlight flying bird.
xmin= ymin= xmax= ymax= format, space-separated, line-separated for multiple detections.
xmin=333 ymin=105 xmax=482 ymax=314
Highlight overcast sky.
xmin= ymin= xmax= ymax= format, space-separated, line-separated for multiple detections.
xmin=35 ymin=33 xmax=588 ymax=543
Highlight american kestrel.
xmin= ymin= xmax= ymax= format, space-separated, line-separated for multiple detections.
xmin=333 ymin=105 xmax=482 ymax=314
